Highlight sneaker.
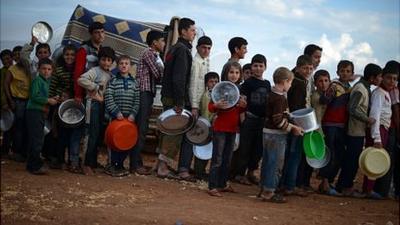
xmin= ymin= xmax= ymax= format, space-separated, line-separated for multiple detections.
xmin=108 ymin=166 xmax=129 ymax=177
xmin=30 ymin=166 xmax=49 ymax=175
xmin=130 ymin=166 xmax=152 ymax=175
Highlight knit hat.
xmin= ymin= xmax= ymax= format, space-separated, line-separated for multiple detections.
xmin=197 ymin=36 xmax=212 ymax=47
xmin=273 ymin=67 xmax=294 ymax=84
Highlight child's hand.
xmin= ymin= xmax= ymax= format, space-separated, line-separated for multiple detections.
xmin=191 ymin=108 xmax=199 ymax=119
xmin=214 ymin=99 xmax=228 ymax=109
xmin=128 ymin=114 xmax=135 ymax=122
xmin=30 ymin=34 xmax=38 ymax=46
xmin=373 ymin=142 xmax=383 ymax=149
xmin=238 ymin=95 xmax=247 ymax=108
xmin=367 ymin=117 xmax=376 ymax=126
xmin=60 ymin=92 xmax=69 ymax=102
xmin=291 ymin=125 xmax=304 ymax=136
xmin=48 ymin=97 xmax=58 ymax=105
xmin=116 ymin=113 xmax=124 ymax=120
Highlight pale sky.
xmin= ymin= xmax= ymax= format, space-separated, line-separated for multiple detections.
xmin=1 ymin=0 xmax=399 ymax=81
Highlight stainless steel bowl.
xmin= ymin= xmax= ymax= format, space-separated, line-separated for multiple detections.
xmin=185 ymin=116 xmax=212 ymax=146
xmin=211 ymin=81 xmax=240 ymax=109
xmin=0 ymin=108 xmax=14 ymax=131
xmin=290 ymin=108 xmax=319 ymax=133
xmin=58 ymin=99 xmax=85 ymax=128
xmin=32 ymin=21 xmax=53 ymax=43
xmin=306 ymin=146 xmax=331 ymax=169
xmin=157 ymin=109 xmax=194 ymax=135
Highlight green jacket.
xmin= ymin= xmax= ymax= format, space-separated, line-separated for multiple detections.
xmin=27 ymin=74 xmax=49 ymax=112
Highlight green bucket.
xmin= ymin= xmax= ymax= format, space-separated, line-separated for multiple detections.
xmin=303 ymin=131 xmax=325 ymax=160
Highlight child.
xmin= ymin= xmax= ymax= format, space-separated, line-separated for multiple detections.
xmin=78 ymin=46 xmax=115 ymax=175
xmin=104 ymin=55 xmax=140 ymax=177
xmin=194 ymin=71 xmax=219 ymax=180
xmin=242 ymin=63 xmax=252 ymax=81
xmin=208 ymin=61 xmax=247 ymax=197
xmin=26 ymin=58 xmax=59 ymax=174
xmin=231 ymin=54 xmax=271 ymax=185
xmin=311 ymin=69 xmax=331 ymax=133
xmin=221 ymin=37 xmax=248 ymax=77
xmin=131 ymin=30 xmax=165 ymax=175
xmin=318 ymin=60 xmax=353 ymax=195
xmin=20 ymin=35 xmax=51 ymax=78
xmin=259 ymin=67 xmax=303 ymax=203
xmin=336 ymin=63 xmax=382 ymax=196
xmin=281 ymin=55 xmax=312 ymax=196
xmin=49 ymin=44 xmax=84 ymax=173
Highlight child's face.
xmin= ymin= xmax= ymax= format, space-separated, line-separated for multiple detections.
xmin=118 ymin=59 xmax=131 ymax=74
xmin=206 ymin=78 xmax=218 ymax=90
xmin=251 ymin=62 xmax=266 ymax=78
xmin=227 ymin=67 xmax=241 ymax=83
xmin=197 ymin=44 xmax=211 ymax=59
xmin=296 ymin=64 xmax=313 ymax=79
xmin=282 ymin=78 xmax=293 ymax=92
xmin=337 ymin=65 xmax=354 ymax=82
xmin=311 ymin=50 xmax=322 ymax=69
xmin=12 ymin=51 xmax=20 ymax=63
xmin=39 ymin=64 xmax=53 ymax=79
xmin=381 ymin=73 xmax=398 ymax=90
xmin=63 ymin=49 xmax=75 ymax=65
xmin=315 ymin=75 xmax=330 ymax=92
xmin=1 ymin=54 xmax=13 ymax=68
xmin=37 ymin=47 xmax=50 ymax=60
xmin=370 ymin=73 xmax=383 ymax=86
xmin=235 ymin=45 xmax=247 ymax=59
xmin=99 ymin=57 xmax=113 ymax=71
xmin=243 ymin=69 xmax=251 ymax=80
xmin=91 ymin=29 xmax=105 ymax=45
xmin=154 ymin=38 xmax=166 ymax=53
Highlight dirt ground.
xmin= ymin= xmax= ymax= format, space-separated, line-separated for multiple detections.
xmin=1 ymin=152 xmax=398 ymax=225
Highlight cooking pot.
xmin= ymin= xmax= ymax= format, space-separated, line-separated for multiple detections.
xmin=193 ymin=141 xmax=213 ymax=160
xmin=211 ymin=81 xmax=240 ymax=109
xmin=0 ymin=108 xmax=14 ymax=131
xmin=31 ymin=21 xmax=53 ymax=43
xmin=185 ymin=116 xmax=212 ymax=146
xmin=105 ymin=119 xmax=138 ymax=151
xmin=157 ymin=109 xmax=195 ymax=135
xmin=58 ymin=99 xmax=85 ymax=128
xmin=290 ymin=108 xmax=319 ymax=133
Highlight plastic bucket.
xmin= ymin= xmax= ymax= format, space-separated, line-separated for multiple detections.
xmin=105 ymin=119 xmax=138 ymax=151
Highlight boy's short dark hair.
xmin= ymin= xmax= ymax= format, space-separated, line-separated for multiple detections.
xmin=243 ymin=63 xmax=251 ymax=71
xmin=178 ymin=18 xmax=195 ymax=35
xmin=36 ymin=43 xmax=51 ymax=56
xmin=116 ymin=55 xmax=131 ymax=64
xmin=146 ymin=30 xmax=164 ymax=46
xmin=56 ymin=44 xmax=77 ymax=66
xmin=0 ymin=49 xmax=12 ymax=60
xmin=337 ymin=60 xmax=354 ymax=72
xmin=89 ymin=22 xmax=104 ymax=34
xmin=304 ymin=44 xmax=322 ymax=56
xmin=98 ymin=47 xmax=116 ymax=62
xmin=313 ymin=69 xmax=330 ymax=82
xmin=382 ymin=60 xmax=399 ymax=76
xmin=228 ymin=37 xmax=248 ymax=55
xmin=204 ymin=72 xmax=219 ymax=86
xmin=38 ymin=58 xmax=53 ymax=68
xmin=296 ymin=55 xmax=313 ymax=67
xmin=12 ymin=46 xmax=22 ymax=53
xmin=197 ymin=36 xmax=212 ymax=47
xmin=251 ymin=54 xmax=267 ymax=66
xmin=363 ymin=63 xmax=382 ymax=80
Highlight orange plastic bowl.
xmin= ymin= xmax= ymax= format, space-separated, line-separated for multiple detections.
xmin=105 ymin=119 xmax=138 ymax=151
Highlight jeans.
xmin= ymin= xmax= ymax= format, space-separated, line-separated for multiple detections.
xmin=296 ymin=151 xmax=314 ymax=188
xmin=260 ymin=132 xmax=287 ymax=192
xmin=131 ymin=91 xmax=153 ymax=169
xmin=318 ymin=126 xmax=346 ymax=182
xmin=58 ymin=125 xmax=84 ymax=166
xmin=208 ymin=132 xmax=235 ymax=190
xmin=230 ymin=116 xmax=263 ymax=177
xmin=84 ymin=100 xmax=104 ymax=167
xmin=336 ymin=135 xmax=364 ymax=190
xmin=280 ymin=134 xmax=303 ymax=191
xmin=13 ymin=98 xmax=28 ymax=157
xmin=111 ymin=149 xmax=130 ymax=168
xmin=177 ymin=138 xmax=193 ymax=173
xmin=26 ymin=110 xmax=45 ymax=172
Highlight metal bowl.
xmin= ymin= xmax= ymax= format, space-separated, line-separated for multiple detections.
xmin=32 ymin=21 xmax=53 ymax=43
xmin=0 ymin=108 xmax=14 ymax=131
xmin=58 ymin=99 xmax=85 ymax=128
xmin=211 ymin=81 xmax=240 ymax=109
xmin=306 ymin=146 xmax=331 ymax=169
xmin=290 ymin=108 xmax=319 ymax=133
xmin=193 ymin=141 xmax=213 ymax=160
xmin=157 ymin=109 xmax=194 ymax=135
xmin=185 ymin=116 xmax=212 ymax=146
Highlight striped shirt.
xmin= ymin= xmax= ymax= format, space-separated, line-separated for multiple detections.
xmin=104 ymin=73 xmax=140 ymax=118
xmin=49 ymin=65 xmax=74 ymax=98
xmin=136 ymin=48 xmax=163 ymax=95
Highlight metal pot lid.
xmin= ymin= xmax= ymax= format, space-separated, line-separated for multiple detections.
xmin=58 ymin=99 xmax=85 ymax=125
xmin=157 ymin=109 xmax=194 ymax=135
xmin=193 ymin=141 xmax=213 ymax=160
xmin=211 ymin=81 xmax=240 ymax=109
xmin=0 ymin=108 xmax=14 ymax=131
xmin=185 ymin=117 xmax=211 ymax=145
xmin=32 ymin=21 xmax=53 ymax=43
xmin=306 ymin=145 xmax=331 ymax=169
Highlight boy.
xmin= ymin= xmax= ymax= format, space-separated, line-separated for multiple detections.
xmin=336 ymin=63 xmax=382 ymax=196
xmin=177 ymin=36 xmax=213 ymax=179
xmin=318 ymin=60 xmax=353 ymax=195
xmin=259 ymin=67 xmax=303 ymax=203
xmin=311 ymin=69 xmax=331 ymax=133
xmin=1 ymin=49 xmax=14 ymax=156
xmin=105 ymin=55 xmax=140 ymax=177
xmin=194 ymin=71 xmax=219 ymax=180
xmin=280 ymin=55 xmax=312 ymax=196
xmin=20 ymin=35 xmax=51 ymax=78
xmin=303 ymin=44 xmax=323 ymax=70
xmin=221 ymin=37 xmax=248 ymax=77
xmin=78 ymin=46 xmax=115 ymax=175
xmin=242 ymin=63 xmax=252 ymax=81
xmin=131 ymin=30 xmax=165 ymax=175
xmin=231 ymin=54 xmax=271 ymax=185
xmin=26 ymin=58 xmax=59 ymax=174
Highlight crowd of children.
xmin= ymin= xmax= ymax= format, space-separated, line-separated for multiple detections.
xmin=0 ymin=18 xmax=399 ymax=203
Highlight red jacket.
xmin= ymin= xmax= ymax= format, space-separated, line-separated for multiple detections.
xmin=208 ymin=103 xmax=245 ymax=133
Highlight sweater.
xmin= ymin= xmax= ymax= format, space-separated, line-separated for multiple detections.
xmin=208 ymin=103 xmax=246 ymax=133
xmin=321 ymin=80 xmax=350 ymax=127
xmin=26 ymin=74 xmax=49 ymax=112
xmin=189 ymin=53 xmax=209 ymax=108
xmin=49 ymin=65 xmax=74 ymax=98
xmin=263 ymin=87 xmax=293 ymax=134
xmin=311 ymin=90 xmax=327 ymax=133
xmin=287 ymin=73 xmax=308 ymax=112
xmin=104 ymin=73 xmax=140 ymax=118
xmin=199 ymin=89 xmax=214 ymax=122
xmin=241 ymin=76 xmax=271 ymax=117
xmin=347 ymin=79 xmax=371 ymax=137
xmin=78 ymin=66 xmax=112 ymax=99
